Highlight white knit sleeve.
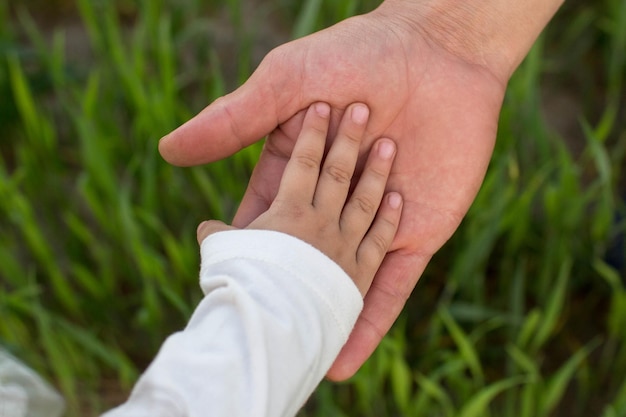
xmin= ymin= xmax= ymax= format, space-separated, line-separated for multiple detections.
xmin=101 ymin=229 xmax=363 ymax=417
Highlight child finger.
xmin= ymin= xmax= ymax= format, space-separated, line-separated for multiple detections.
xmin=356 ymin=192 xmax=403 ymax=289
xmin=197 ymin=220 xmax=236 ymax=245
xmin=340 ymin=138 xmax=396 ymax=238
xmin=274 ymin=102 xmax=331 ymax=204
xmin=313 ymin=103 xmax=369 ymax=214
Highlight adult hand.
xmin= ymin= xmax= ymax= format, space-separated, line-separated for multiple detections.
xmin=159 ymin=0 xmax=563 ymax=380
xmin=197 ymin=102 xmax=403 ymax=298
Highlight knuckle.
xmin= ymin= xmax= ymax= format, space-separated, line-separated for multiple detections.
xmin=294 ymin=151 xmax=320 ymax=170
xmin=367 ymin=164 xmax=390 ymax=181
xmin=382 ymin=215 xmax=399 ymax=231
xmin=324 ymin=164 xmax=352 ymax=185
xmin=343 ymin=130 xmax=363 ymax=145
xmin=352 ymin=195 xmax=378 ymax=216
xmin=368 ymin=232 xmax=390 ymax=259
xmin=308 ymin=122 xmax=329 ymax=137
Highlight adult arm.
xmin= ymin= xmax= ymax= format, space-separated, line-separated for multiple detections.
xmin=158 ymin=0 xmax=564 ymax=380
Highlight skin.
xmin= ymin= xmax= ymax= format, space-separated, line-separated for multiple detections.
xmin=159 ymin=0 xmax=564 ymax=380
xmin=196 ymin=102 xmax=403 ymax=297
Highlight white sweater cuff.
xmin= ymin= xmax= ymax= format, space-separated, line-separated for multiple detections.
xmin=200 ymin=229 xmax=364 ymax=341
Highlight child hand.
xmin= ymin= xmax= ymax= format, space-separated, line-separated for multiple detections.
xmin=197 ymin=102 xmax=402 ymax=296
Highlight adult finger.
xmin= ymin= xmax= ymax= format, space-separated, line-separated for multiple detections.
xmin=326 ymin=251 xmax=428 ymax=381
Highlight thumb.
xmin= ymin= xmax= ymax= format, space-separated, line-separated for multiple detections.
xmin=159 ymin=58 xmax=293 ymax=167
xmin=197 ymin=220 xmax=236 ymax=245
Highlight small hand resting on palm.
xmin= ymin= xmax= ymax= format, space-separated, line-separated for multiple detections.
xmin=197 ymin=102 xmax=402 ymax=297
xmin=103 ymin=103 xmax=402 ymax=417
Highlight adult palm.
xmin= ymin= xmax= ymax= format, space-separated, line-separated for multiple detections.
xmin=159 ymin=6 xmax=507 ymax=380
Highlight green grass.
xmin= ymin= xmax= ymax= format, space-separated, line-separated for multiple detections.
xmin=1 ymin=0 xmax=625 ymax=416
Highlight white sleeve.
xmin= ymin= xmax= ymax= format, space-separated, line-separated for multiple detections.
xmin=101 ymin=229 xmax=363 ymax=417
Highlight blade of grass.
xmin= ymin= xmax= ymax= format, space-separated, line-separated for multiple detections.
xmin=293 ymin=0 xmax=322 ymax=39
xmin=457 ymin=376 xmax=528 ymax=417
xmin=438 ymin=307 xmax=484 ymax=385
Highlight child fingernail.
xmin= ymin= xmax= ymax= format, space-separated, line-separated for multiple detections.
xmin=197 ymin=221 xmax=208 ymax=234
xmin=378 ymin=140 xmax=395 ymax=159
xmin=315 ymin=102 xmax=330 ymax=117
xmin=351 ymin=104 xmax=369 ymax=124
xmin=388 ymin=192 xmax=402 ymax=209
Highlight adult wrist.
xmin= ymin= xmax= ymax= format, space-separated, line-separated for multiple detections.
xmin=374 ymin=0 xmax=564 ymax=84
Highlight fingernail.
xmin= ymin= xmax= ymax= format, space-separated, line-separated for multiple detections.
xmin=388 ymin=192 xmax=402 ymax=209
xmin=197 ymin=221 xmax=208 ymax=235
xmin=351 ymin=104 xmax=369 ymax=124
xmin=378 ymin=140 xmax=395 ymax=159
xmin=315 ymin=102 xmax=330 ymax=117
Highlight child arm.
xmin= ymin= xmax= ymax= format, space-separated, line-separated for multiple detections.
xmin=102 ymin=229 xmax=363 ymax=417
xmin=102 ymin=102 xmax=401 ymax=417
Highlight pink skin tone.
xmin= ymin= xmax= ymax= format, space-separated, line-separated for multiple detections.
xmin=197 ymin=102 xmax=402 ymax=298
xmin=160 ymin=0 xmax=564 ymax=380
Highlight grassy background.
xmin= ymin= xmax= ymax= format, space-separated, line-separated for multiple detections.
xmin=1 ymin=0 xmax=625 ymax=416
